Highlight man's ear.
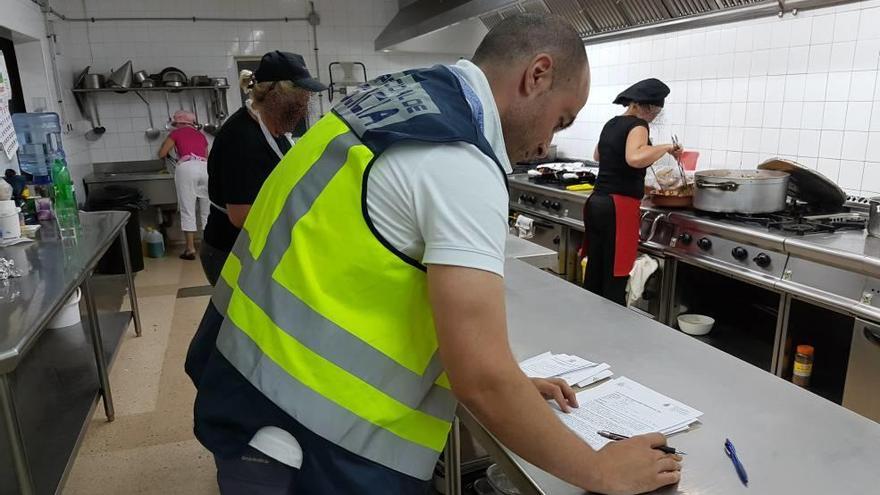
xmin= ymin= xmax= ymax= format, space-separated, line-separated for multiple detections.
xmin=522 ymin=53 xmax=554 ymax=98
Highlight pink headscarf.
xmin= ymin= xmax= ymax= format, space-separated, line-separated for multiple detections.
xmin=172 ymin=110 xmax=196 ymax=127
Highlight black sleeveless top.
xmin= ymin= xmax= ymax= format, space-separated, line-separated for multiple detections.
xmin=593 ymin=115 xmax=650 ymax=199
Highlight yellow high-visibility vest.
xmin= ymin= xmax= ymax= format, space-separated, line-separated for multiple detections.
xmin=211 ymin=64 xmax=503 ymax=480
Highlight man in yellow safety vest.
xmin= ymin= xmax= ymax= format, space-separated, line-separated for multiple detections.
xmin=187 ymin=12 xmax=683 ymax=495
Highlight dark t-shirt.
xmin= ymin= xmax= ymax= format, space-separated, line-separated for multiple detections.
xmin=593 ymin=115 xmax=650 ymax=199
xmin=203 ymin=107 xmax=292 ymax=253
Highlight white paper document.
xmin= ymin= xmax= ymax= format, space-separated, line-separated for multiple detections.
xmin=554 ymin=377 xmax=702 ymax=449
xmin=519 ymin=352 xmax=597 ymax=379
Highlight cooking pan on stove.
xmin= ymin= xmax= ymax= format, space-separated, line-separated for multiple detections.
xmin=694 ymin=169 xmax=790 ymax=214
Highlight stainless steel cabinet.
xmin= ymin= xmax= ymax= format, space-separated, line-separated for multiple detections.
xmin=844 ymin=319 xmax=880 ymax=422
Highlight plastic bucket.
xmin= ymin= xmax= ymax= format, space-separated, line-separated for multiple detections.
xmin=48 ymin=288 xmax=82 ymax=329
xmin=0 ymin=212 xmax=21 ymax=240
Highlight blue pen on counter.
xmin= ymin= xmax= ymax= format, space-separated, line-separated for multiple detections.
xmin=724 ymin=438 xmax=749 ymax=486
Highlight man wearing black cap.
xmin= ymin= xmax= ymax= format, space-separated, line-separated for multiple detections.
xmin=582 ymin=78 xmax=681 ymax=305
xmin=200 ymin=51 xmax=326 ymax=286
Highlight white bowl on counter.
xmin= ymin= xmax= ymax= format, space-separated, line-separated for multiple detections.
xmin=677 ymin=314 xmax=715 ymax=336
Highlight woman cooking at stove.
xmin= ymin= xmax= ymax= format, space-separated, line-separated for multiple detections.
xmin=582 ymin=78 xmax=681 ymax=305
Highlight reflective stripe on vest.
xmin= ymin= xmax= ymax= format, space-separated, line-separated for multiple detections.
xmin=212 ymin=112 xmax=456 ymax=480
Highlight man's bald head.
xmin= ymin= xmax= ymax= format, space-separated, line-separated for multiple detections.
xmin=472 ymin=13 xmax=587 ymax=85
xmin=471 ymin=13 xmax=590 ymax=163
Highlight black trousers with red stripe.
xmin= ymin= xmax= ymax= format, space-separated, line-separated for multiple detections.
xmin=582 ymin=194 xmax=629 ymax=306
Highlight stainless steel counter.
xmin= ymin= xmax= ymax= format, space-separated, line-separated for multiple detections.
xmin=0 ymin=212 xmax=143 ymax=495
xmin=458 ymin=259 xmax=880 ymax=494
xmin=0 ymin=212 xmax=129 ymax=372
xmin=505 ymin=235 xmax=557 ymax=270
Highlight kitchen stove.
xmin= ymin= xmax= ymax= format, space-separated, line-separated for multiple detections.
xmin=509 ymin=173 xmax=880 ymax=421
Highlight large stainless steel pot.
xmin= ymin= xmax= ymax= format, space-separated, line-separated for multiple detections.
xmin=869 ymin=196 xmax=880 ymax=238
xmin=694 ymin=169 xmax=790 ymax=214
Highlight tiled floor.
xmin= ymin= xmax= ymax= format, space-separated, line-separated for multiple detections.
xmin=65 ymin=256 xmax=219 ymax=494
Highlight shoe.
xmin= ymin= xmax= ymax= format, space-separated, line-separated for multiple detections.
xmin=180 ymin=251 xmax=196 ymax=260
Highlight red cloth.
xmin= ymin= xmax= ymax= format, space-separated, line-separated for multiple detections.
xmin=611 ymin=194 xmax=641 ymax=277
xmin=169 ymin=126 xmax=208 ymax=160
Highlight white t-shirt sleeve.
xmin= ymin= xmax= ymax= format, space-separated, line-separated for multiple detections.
xmin=367 ymin=142 xmax=509 ymax=276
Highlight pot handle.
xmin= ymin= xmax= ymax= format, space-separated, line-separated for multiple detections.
xmin=696 ymin=179 xmax=739 ymax=192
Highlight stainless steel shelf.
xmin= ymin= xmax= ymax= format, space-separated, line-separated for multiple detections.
xmin=72 ymin=85 xmax=229 ymax=93
xmin=0 ymin=309 xmax=131 ymax=495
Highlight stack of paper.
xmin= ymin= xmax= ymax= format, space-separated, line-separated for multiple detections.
xmin=552 ymin=377 xmax=703 ymax=450
xmin=519 ymin=351 xmax=614 ymax=387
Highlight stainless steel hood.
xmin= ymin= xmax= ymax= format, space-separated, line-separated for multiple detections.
xmin=376 ymin=0 xmax=859 ymax=51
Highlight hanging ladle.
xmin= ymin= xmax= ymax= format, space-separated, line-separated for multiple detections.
xmin=163 ymin=92 xmax=173 ymax=130
xmin=190 ymin=94 xmax=203 ymax=131
xmin=202 ymin=94 xmax=219 ymax=135
xmin=137 ymin=92 xmax=161 ymax=140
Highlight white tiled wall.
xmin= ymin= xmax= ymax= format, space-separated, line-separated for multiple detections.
xmin=0 ymin=0 xmax=92 ymax=192
xmin=554 ymin=1 xmax=880 ymax=196
xmin=51 ymin=0 xmax=464 ymax=168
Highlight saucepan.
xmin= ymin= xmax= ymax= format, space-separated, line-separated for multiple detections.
xmin=693 ymin=169 xmax=790 ymax=214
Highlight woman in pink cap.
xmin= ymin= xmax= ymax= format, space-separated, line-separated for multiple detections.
xmin=159 ymin=110 xmax=209 ymax=260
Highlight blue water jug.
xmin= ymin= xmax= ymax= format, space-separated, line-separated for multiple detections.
xmin=11 ymin=112 xmax=65 ymax=180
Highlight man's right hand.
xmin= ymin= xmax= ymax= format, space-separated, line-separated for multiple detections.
xmin=590 ymin=433 xmax=682 ymax=495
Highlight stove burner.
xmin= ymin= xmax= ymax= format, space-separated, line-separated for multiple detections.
xmin=697 ymin=210 xmax=867 ymax=235
xmin=773 ymin=222 xmax=835 ymax=234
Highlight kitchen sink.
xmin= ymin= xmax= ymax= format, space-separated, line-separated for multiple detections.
xmin=84 ymin=159 xmax=177 ymax=206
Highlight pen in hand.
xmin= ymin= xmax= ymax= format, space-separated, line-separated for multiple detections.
xmin=597 ymin=431 xmax=686 ymax=455
xmin=724 ymin=438 xmax=748 ymax=486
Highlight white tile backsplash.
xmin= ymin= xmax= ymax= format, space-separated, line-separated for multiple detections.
xmin=804 ymin=73 xmax=828 ymax=101
xmin=839 ymin=160 xmax=866 ymax=188
xmin=845 ymin=102 xmax=872 ymax=131
xmin=833 ymin=11 xmax=861 ymax=43
xmin=551 ymin=2 xmax=880 ymax=193
xmin=862 ymin=162 xmax=880 ymax=194
xmin=820 ymin=130 xmax=845 ymax=158
xmin=787 ymin=45 xmax=810 ymax=74
xmin=842 ymin=131 xmax=869 ymax=161
xmin=830 ymin=42 xmax=857 ymax=72
xmin=826 ymin=72 xmax=852 ymax=100
xmin=822 ymin=102 xmax=847 ymax=130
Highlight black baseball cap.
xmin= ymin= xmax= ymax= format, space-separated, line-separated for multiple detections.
xmin=254 ymin=51 xmax=327 ymax=92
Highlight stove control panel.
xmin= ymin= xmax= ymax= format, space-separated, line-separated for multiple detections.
xmin=510 ymin=186 xmax=586 ymax=224
xmin=670 ymin=228 xmax=788 ymax=279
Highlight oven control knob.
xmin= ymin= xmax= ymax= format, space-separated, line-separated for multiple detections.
xmin=754 ymin=253 xmax=772 ymax=268
xmin=519 ymin=194 xmax=527 ymax=202
xmin=550 ymin=201 xmax=561 ymax=211
xmin=732 ymin=247 xmax=749 ymax=261
xmin=541 ymin=199 xmax=551 ymax=208
xmin=678 ymin=233 xmax=692 ymax=245
xmin=697 ymin=237 xmax=712 ymax=251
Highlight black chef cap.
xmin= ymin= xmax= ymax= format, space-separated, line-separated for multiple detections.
xmin=613 ymin=78 xmax=670 ymax=108
xmin=254 ymin=51 xmax=327 ymax=92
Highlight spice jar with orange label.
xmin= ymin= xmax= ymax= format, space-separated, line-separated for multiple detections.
xmin=792 ymin=344 xmax=814 ymax=388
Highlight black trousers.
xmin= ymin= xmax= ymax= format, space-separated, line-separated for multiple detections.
xmin=200 ymin=241 xmax=228 ymax=286
xmin=583 ymin=194 xmax=629 ymax=306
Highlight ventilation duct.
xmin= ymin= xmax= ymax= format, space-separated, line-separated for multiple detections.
xmin=376 ymin=0 xmax=859 ymax=51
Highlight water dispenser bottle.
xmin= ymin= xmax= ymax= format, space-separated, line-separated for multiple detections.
xmin=11 ymin=112 xmax=65 ymax=181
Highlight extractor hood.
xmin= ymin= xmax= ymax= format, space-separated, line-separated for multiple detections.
xmin=376 ymin=0 xmax=859 ymax=51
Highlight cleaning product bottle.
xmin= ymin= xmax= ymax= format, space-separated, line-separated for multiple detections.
xmin=145 ymin=228 xmax=165 ymax=258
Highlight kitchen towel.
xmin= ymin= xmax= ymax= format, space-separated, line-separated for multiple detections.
xmin=626 ymin=254 xmax=659 ymax=306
